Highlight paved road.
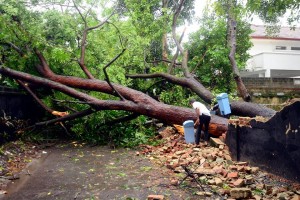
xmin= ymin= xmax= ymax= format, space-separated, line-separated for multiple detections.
xmin=2 ymin=144 xmax=191 ymax=200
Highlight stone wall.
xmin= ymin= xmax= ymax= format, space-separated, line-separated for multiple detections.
xmin=243 ymin=77 xmax=300 ymax=97
xmin=243 ymin=78 xmax=300 ymax=110
xmin=225 ymin=101 xmax=300 ymax=182
xmin=243 ymin=77 xmax=300 ymax=89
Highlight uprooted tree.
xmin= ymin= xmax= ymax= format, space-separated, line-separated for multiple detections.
xmin=0 ymin=0 xmax=276 ymax=140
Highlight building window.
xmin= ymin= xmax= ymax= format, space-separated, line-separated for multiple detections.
xmin=291 ymin=47 xmax=300 ymax=50
xmin=275 ymin=46 xmax=287 ymax=50
xmin=294 ymin=79 xmax=300 ymax=85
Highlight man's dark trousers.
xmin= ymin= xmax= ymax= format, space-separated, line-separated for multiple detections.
xmin=195 ymin=114 xmax=211 ymax=145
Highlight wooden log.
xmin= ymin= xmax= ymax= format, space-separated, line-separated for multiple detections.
xmin=208 ymin=122 xmax=228 ymax=137
xmin=174 ymin=119 xmax=228 ymax=137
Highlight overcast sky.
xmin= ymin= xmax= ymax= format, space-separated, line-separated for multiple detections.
xmin=192 ymin=0 xmax=294 ymax=26
xmin=180 ymin=0 xmax=296 ymax=42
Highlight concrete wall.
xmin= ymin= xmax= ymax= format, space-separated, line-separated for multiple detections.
xmin=249 ymin=38 xmax=300 ymax=55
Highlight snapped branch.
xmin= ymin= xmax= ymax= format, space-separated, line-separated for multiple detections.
xmin=35 ymin=108 xmax=95 ymax=127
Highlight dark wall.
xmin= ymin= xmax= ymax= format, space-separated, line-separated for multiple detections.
xmin=0 ymin=86 xmax=44 ymax=120
xmin=226 ymin=101 xmax=300 ymax=182
xmin=0 ymin=86 xmax=45 ymax=143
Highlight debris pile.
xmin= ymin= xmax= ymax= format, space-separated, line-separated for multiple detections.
xmin=228 ymin=116 xmax=270 ymax=128
xmin=139 ymin=128 xmax=300 ymax=199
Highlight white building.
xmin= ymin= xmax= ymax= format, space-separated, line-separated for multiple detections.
xmin=242 ymin=25 xmax=300 ymax=78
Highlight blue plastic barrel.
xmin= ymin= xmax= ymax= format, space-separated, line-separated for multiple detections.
xmin=216 ymin=93 xmax=231 ymax=115
xmin=183 ymin=120 xmax=195 ymax=144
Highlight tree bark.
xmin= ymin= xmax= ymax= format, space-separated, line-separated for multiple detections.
xmin=162 ymin=0 xmax=169 ymax=63
xmin=227 ymin=0 xmax=251 ymax=102
xmin=126 ymin=73 xmax=276 ymax=117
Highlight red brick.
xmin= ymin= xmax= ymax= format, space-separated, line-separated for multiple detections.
xmin=227 ymin=172 xmax=239 ymax=178
xmin=233 ymin=179 xmax=244 ymax=187
xmin=148 ymin=195 xmax=164 ymax=200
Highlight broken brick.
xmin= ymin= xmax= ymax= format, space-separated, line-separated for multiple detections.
xmin=227 ymin=172 xmax=238 ymax=178
xmin=233 ymin=179 xmax=244 ymax=187
xmin=147 ymin=195 xmax=164 ymax=200
xmin=230 ymin=188 xmax=252 ymax=199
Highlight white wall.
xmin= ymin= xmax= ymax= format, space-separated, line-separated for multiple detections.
xmin=249 ymin=38 xmax=300 ymax=55
xmin=246 ymin=38 xmax=300 ymax=77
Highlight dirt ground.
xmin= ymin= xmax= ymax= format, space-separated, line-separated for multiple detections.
xmin=0 ymin=142 xmax=195 ymax=200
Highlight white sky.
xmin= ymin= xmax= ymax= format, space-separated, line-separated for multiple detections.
xmin=179 ymin=0 xmax=297 ymax=42
xmin=192 ymin=0 xmax=296 ymax=26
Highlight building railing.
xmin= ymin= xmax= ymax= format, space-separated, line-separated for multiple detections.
xmin=247 ymin=51 xmax=300 ymax=72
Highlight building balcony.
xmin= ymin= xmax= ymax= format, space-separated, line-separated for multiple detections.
xmin=243 ymin=51 xmax=300 ymax=78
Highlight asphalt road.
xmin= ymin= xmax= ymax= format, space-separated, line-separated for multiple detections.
xmin=2 ymin=143 xmax=191 ymax=200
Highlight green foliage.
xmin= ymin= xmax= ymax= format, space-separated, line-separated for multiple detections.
xmin=70 ymin=112 xmax=158 ymax=147
xmin=118 ymin=0 xmax=195 ymax=67
xmin=252 ymin=188 xmax=265 ymax=195
xmin=246 ymin=0 xmax=300 ymax=25
xmin=0 ymin=0 xmax=257 ymax=147
xmin=121 ymin=0 xmax=195 ymax=35
xmin=186 ymin=4 xmax=252 ymax=94
xmin=0 ymin=0 xmax=158 ymax=147
xmin=160 ymin=85 xmax=191 ymax=106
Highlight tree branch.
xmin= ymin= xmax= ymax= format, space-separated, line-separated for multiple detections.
xmin=0 ymin=66 xmax=145 ymax=113
xmin=0 ymin=66 xmax=217 ymax=125
xmin=96 ymin=113 xmax=140 ymax=128
xmin=35 ymin=108 xmax=95 ymax=126
xmin=171 ymin=0 xmax=186 ymax=55
xmin=17 ymin=80 xmax=53 ymax=113
xmin=31 ymin=59 xmax=274 ymax=118
xmin=126 ymin=72 xmax=214 ymax=103
xmin=0 ymin=42 xmax=24 ymax=56
xmin=106 ymin=21 xmax=125 ymax=48
xmin=168 ymin=27 xmax=186 ymax=74
xmin=171 ymin=0 xmax=191 ymax=78
xmin=73 ymin=1 xmax=115 ymax=79
xmin=227 ymin=1 xmax=251 ymax=102
xmin=17 ymin=79 xmax=70 ymax=134
xmin=146 ymin=59 xmax=181 ymax=66
xmin=52 ymin=98 xmax=90 ymax=105
xmin=103 ymin=48 xmax=127 ymax=101
xmin=72 ymin=0 xmax=86 ymax=24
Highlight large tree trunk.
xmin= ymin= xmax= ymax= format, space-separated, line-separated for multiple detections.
xmin=0 ymin=67 xmax=228 ymax=136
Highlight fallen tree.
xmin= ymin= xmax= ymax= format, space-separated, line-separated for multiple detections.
xmin=0 ymin=0 xmax=276 ymax=138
